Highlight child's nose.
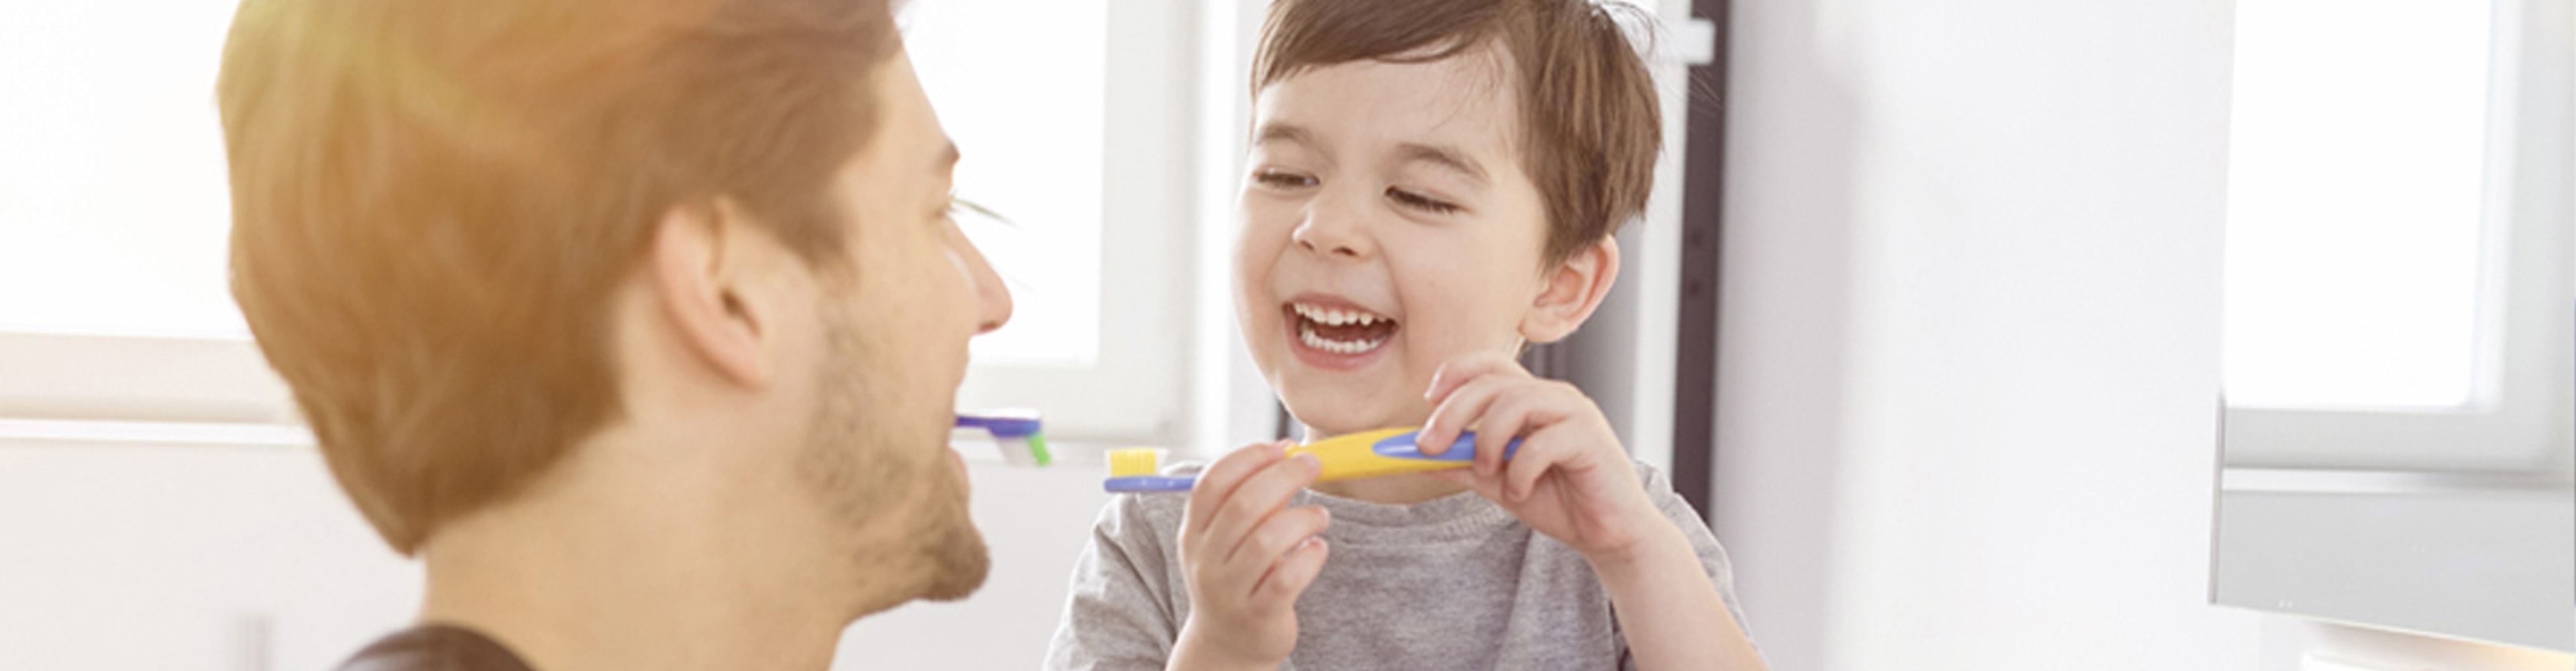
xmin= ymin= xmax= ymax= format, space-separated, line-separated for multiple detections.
xmin=1290 ymin=194 xmax=1376 ymax=260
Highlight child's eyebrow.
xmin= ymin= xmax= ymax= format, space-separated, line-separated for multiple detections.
xmin=1394 ymin=142 xmax=1489 ymax=188
xmin=1254 ymin=122 xmax=1322 ymax=152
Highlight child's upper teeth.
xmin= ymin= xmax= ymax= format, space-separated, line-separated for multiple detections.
xmin=1295 ymin=302 xmax=1390 ymax=327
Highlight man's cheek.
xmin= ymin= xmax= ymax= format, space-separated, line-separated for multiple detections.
xmin=945 ymin=447 xmax=969 ymax=497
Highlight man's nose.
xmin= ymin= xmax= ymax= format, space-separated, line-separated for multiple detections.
xmin=952 ymin=235 xmax=1013 ymax=334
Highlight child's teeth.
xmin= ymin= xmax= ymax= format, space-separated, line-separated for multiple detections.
xmin=1292 ymin=303 xmax=1392 ymax=328
xmin=1297 ymin=322 xmax=1389 ymax=356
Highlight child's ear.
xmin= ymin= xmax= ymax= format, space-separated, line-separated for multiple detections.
xmin=1520 ymin=234 xmax=1621 ymax=344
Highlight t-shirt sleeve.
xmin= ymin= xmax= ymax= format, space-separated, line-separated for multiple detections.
xmin=1629 ymin=462 xmax=1762 ymax=668
xmin=1044 ymin=493 xmax=1185 ymax=671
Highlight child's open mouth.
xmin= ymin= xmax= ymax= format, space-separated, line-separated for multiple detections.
xmin=1286 ymin=301 xmax=1399 ymax=357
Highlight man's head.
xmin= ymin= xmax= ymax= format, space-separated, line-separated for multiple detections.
xmin=1234 ymin=0 xmax=1660 ymax=435
xmin=220 ymin=0 xmax=1008 ymax=609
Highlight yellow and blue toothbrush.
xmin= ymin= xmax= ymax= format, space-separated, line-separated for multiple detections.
xmin=1103 ymin=427 xmax=1520 ymax=493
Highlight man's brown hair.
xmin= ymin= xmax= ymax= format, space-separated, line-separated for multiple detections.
xmin=1252 ymin=0 xmax=1662 ymax=264
xmin=219 ymin=0 xmax=899 ymax=554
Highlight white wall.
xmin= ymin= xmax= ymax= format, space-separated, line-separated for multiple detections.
xmin=1711 ymin=1 xmax=2571 ymax=670
xmin=0 ymin=439 xmax=421 ymax=671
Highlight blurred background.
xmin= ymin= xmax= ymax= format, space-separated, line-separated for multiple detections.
xmin=1 ymin=0 xmax=2569 ymax=669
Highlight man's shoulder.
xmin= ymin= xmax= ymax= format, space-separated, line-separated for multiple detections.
xmin=335 ymin=625 xmax=535 ymax=671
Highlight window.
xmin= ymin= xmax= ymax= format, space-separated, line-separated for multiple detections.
xmin=0 ymin=2 xmax=287 ymax=426
xmin=0 ymin=1 xmax=1191 ymax=446
xmin=906 ymin=0 xmax=1106 ymax=368
xmin=2222 ymin=0 xmax=2496 ymax=411
xmin=0 ymin=3 xmax=242 ymax=340
xmin=2210 ymin=0 xmax=2570 ymax=650
xmin=924 ymin=0 xmax=1190 ymax=444
xmin=2221 ymin=0 xmax=2570 ymax=470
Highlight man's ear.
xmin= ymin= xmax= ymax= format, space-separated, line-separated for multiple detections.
xmin=1520 ymin=235 xmax=1621 ymax=344
xmin=646 ymin=198 xmax=775 ymax=390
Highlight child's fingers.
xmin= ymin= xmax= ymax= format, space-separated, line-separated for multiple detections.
xmin=1483 ymin=382 xmax=1576 ymax=477
xmin=1204 ymin=452 xmax=1321 ymax=565
xmin=1420 ymin=376 xmax=1517 ymax=458
xmin=1230 ymin=504 xmax=1330 ymax=570
xmin=1184 ymin=441 xmax=1291 ymax=537
xmin=1470 ymin=382 xmax=1568 ymax=477
xmin=1503 ymin=425 xmax=1590 ymax=502
xmin=1251 ymin=535 xmax=1332 ymax=610
xmin=1422 ymin=350 xmax=1528 ymax=404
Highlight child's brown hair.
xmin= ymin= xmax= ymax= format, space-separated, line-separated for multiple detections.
xmin=1252 ymin=0 xmax=1662 ymax=265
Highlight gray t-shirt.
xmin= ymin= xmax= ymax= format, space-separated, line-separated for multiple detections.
xmin=1044 ymin=460 xmax=1754 ymax=671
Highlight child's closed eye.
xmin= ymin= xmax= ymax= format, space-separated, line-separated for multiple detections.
xmin=1385 ymin=187 xmax=1461 ymax=215
xmin=1252 ymin=168 xmax=1318 ymax=190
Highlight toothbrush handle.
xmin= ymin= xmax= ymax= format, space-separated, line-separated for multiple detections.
xmin=1104 ymin=474 xmax=1197 ymax=493
xmin=1105 ymin=429 xmax=1523 ymax=493
xmin=1371 ymin=430 xmax=1522 ymax=462
xmin=1292 ymin=429 xmax=1524 ymax=482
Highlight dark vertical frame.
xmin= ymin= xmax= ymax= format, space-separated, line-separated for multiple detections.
xmin=1670 ymin=0 xmax=1729 ymax=517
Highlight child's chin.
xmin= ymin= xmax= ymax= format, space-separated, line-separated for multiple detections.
xmin=1281 ymin=386 xmax=1406 ymax=435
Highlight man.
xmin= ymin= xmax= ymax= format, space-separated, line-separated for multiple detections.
xmin=218 ymin=0 xmax=1010 ymax=668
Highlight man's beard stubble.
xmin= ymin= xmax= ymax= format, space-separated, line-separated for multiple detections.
xmin=797 ymin=304 xmax=990 ymax=615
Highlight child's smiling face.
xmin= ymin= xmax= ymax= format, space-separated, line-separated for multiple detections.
xmin=1235 ymin=48 xmax=1561 ymax=437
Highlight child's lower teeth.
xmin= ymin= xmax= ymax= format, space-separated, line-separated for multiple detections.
xmin=1299 ymin=324 xmax=1382 ymax=354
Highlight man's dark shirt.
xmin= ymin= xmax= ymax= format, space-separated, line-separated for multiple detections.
xmin=335 ymin=624 xmax=536 ymax=671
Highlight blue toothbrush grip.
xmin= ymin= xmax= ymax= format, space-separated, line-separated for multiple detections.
xmin=1104 ymin=474 xmax=1198 ymax=493
xmin=1372 ymin=430 xmax=1521 ymax=462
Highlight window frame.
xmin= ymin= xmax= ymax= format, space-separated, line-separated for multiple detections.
xmin=0 ymin=332 xmax=292 ymax=425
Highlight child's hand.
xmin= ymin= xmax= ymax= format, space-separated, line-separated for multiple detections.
xmin=1169 ymin=441 xmax=1331 ymax=671
xmin=1415 ymin=351 xmax=1662 ymax=563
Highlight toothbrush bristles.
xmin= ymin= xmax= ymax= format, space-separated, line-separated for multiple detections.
xmin=1106 ymin=448 xmax=1166 ymax=478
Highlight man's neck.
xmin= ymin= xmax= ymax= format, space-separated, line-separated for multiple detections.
xmin=411 ymin=436 xmax=857 ymax=671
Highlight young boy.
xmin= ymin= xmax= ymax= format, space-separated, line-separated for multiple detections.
xmin=1046 ymin=0 xmax=1764 ymax=668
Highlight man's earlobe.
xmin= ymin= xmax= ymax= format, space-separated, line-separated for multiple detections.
xmin=1521 ymin=236 xmax=1622 ymax=344
xmin=648 ymin=200 xmax=773 ymax=389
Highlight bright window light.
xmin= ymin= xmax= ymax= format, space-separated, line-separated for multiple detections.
xmin=0 ymin=2 xmax=1111 ymax=371
xmin=906 ymin=0 xmax=1108 ymax=368
xmin=0 ymin=3 xmax=244 ymax=339
xmin=2222 ymin=0 xmax=2499 ymax=410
